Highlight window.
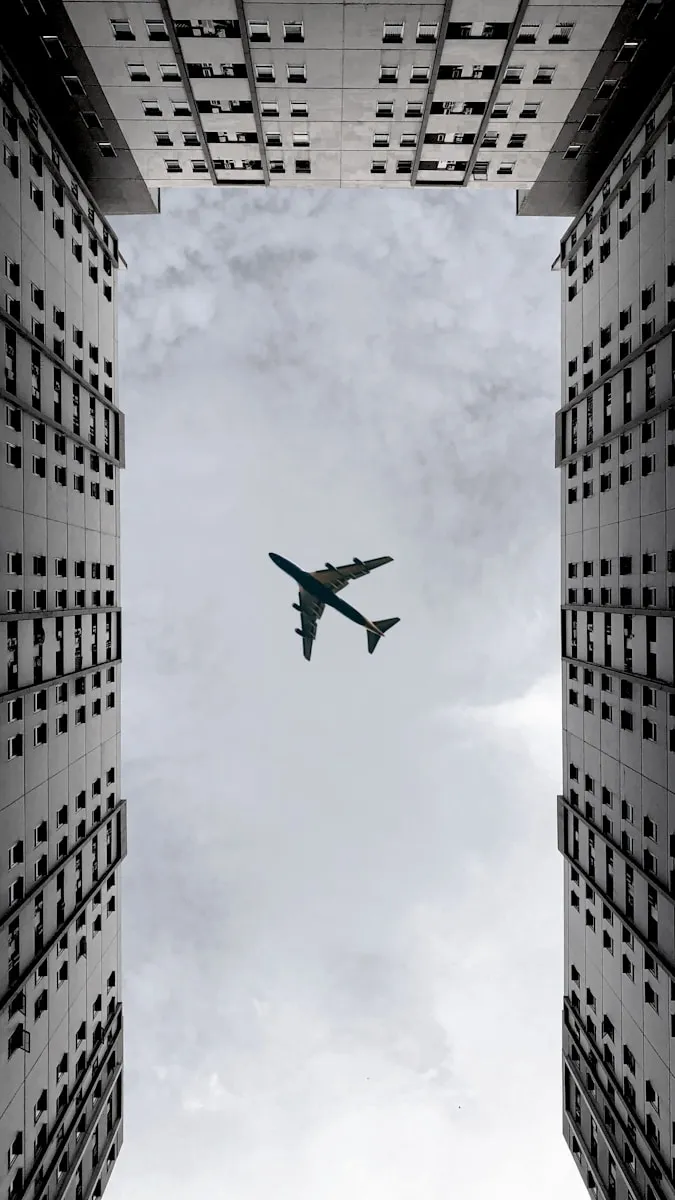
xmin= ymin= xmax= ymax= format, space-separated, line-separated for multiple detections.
xmin=29 ymin=180 xmax=43 ymax=211
xmin=383 ymin=22 xmax=404 ymax=42
xmin=642 ymin=184 xmax=655 ymax=213
xmin=417 ymin=22 xmax=439 ymax=42
xmin=287 ymin=64 xmax=306 ymax=83
xmin=7 ymin=729 xmax=22 ymax=758
xmin=111 ymin=18 xmax=134 ymax=39
xmin=379 ymin=65 xmax=398 ymax=84
xmin=248 ymin=21 xmax=270 ymax=41
xmin=617 ymin=39 xmax=640 ymax=63
xmin=142 ymin=98 xmax=162 ymax=116
xmin=503 ymin=65 xmax=523 ymax=84
xmin=643 ymin=718 xmax=657 ymax=741
xmin=508 ymin=134 xmax=526 ymax=149
xmin=410 ymin=66 xmax=430 ymax=84
xmin=255 ymin=64 xmax=275 ymax=83
xmin=550 ymin=21 xmax=573 ymax=44
xmin=534 ymin=65 xmax=555 ymax=85
xmin=377 ymin=102 xmax=394 ymax=118
xmin=284 ymin=22 xmax=304 ymax=42
xmin=497 ymin=161 xmax=515 ymax=175
xmin=159 ymin=63 xmax=181 ymax=81
xmin=405 ymin=102 xmax=422 ymax=119
xmin=127 ymin=62 xmax=150 ymax=82
xmin=520 ymin=102 xmax=540 ymax=120
xmin=146 ymin=19 xmax=168 ymax=40
xmin=516 ymin=23 xmax=539 ymax=44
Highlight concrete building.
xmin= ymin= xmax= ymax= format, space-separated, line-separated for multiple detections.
xmin=0 ymin=0 xmax=669 ymax=207
xmin=0 ymin=50 xmax=126 ymax=1200
xmin=556 ymin=60 xmax=675 ymax=1200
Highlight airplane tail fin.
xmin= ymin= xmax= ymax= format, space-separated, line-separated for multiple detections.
xmin=367 ymin=617 xmax=400 ymax=655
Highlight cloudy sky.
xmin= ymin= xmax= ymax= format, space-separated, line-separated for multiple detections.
xmin=107 ymin=185 xmax=582 ymax=1199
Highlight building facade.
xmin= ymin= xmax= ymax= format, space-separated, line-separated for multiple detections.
xmin=0 ymin=0 xmax=667 ymax=208
xmin=0 ymin=52 xmax=126 ymax=1200
xmin=557 ymin=67 xmax=675 ymax=1200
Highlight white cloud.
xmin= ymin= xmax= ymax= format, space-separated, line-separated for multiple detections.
xmin=107 ymin=188 xmax=583 ymax=1200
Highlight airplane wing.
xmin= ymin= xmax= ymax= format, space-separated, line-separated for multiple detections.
xmin=310 ymin=556 xmax=393 ymax=594
xmin=298 ymin=590 xmax=325 ymax=661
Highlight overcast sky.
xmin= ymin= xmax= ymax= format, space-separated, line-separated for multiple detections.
xmin=107 ymin=185 xmax=583 ymax=1199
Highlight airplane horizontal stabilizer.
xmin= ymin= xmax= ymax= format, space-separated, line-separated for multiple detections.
xmin=367 ymin=617 xmax=400 ymax=655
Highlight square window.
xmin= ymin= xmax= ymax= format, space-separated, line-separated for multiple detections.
xmin=159 ymin=63 xmax=180 ymax=81
xmin=416 ymin=22 xmax=439 ymax=42
xmin=534 ymin=65 xmax=555 ymax=84
xmin=127 ymin=62 xmax=150 ymax=82
xmin=503 ymin=66 xmax=523 ymax=85
xmin=111 ymin=18 xmax=134 ymax=39
xmin=146 ymin=19 xmax=168 ymax=40
xmin=284 ymin=22 xmax=304 ymax=42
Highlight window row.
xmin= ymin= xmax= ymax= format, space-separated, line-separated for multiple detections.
xmin=114 ymin=15 xmax=574 ymax=45
xmin=567 ymin=553 xmax=670 ymax=579
xmin=567 ymin=692 xmax=670 ymax=738
xmin=566 ymin=587 xmax=674 ymax=608
xmin=5 ymin=589 xmax=116 ymax=611
xmin=567 ymin=454 xmax=673 ymax=501
xmin=568 ymin=674 xmax=668 ymax=708
xmin=4 ymin=447 xmax=115 ymax=494
xmin=7 ymin=698 xmax=116 ymax=751
xmin=5 ymin=556 xmax=115 ymax=579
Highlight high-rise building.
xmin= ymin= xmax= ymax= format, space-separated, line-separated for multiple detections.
xmin=0 ymin=0 xmax=669 ymax=204
xmin=0 ymin=50 xmax=126 ymax=1200
xmin=556 ymin=58 xmax=675 ymax=1200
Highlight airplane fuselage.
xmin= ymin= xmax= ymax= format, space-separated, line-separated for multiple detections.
xmin=269 ymin=553 xmax=380 ymax=633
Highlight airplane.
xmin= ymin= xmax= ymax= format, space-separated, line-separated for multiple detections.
xmin=269 ymin=552 xmax=399 ymax=662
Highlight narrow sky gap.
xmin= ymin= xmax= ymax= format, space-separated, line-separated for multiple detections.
xmin=109 ymin=187 xmax=582 ymax=1199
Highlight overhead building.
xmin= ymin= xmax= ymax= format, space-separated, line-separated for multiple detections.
xmin=0 ymin=47 xmax=125 ymax=1200
xmin=0 ymin=0 xmax=669 ymax=208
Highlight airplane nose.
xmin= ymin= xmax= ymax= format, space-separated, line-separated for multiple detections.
xmin=269 ymin=552 xmax=281 ymax=566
